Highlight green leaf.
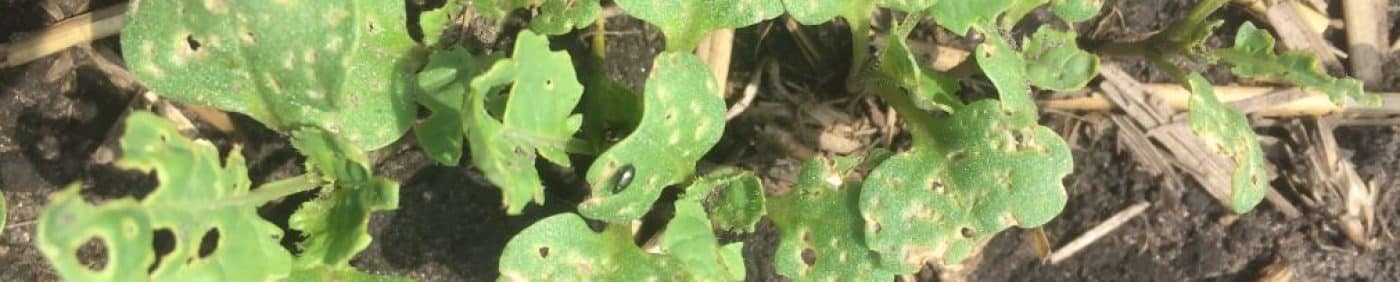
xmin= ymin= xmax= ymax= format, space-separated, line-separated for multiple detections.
xmin=1215 ymin=22 xmax=1379 ymax=106
xmin=474 ymin=0 xmax=534 ymax=22
xmin=579 ymin=52 xmax=727 ymax=223
xmin=769 ymin=157 xmax=898 ymax=281
xmin=36 ymin=112 xmax=296 ymax=281
xmin=874 ymin=26 xmax=963 ymax=112
xmin=420 ymin=0 xmax=466 ymax=47
xmin=1022 ymin=26 xmax=1099 ymax=92
xmin=879 ymin=0 xmax=937 ymax=13
xmin=615 ymin=0 xmax=783 ymax=51
xmin=974 ymin=32 xmax=1036 ymax=115
xmin=577 ymin=73 xmax=643 ymax=152
xmin=415 ymin=49 xmax=501 ymax=165
xmin=530 ymin=0 xmax=603 ymax=35
xmin=782 ymin=0 xmax=866 ymax=25
xmin=1050 ymin=0 xmax=1103 ymax=22
xmin=498 ymin=202 xmax=745 ymax=280
xmin=1001 ymin=0 xmax=1048 ymax=27
xmin=465 ymin=30 xmax=585 ymax=214
xmin=682 ymin=167 xmax=767 ymax=233
xmin=287 ymin=128 xmax=403 ymax=280
xmin=122 ymin=0 xmax=421 ymax=151
xmin=1184 ymin=74 xmax=1268 ymax=213
xmin=860 ymin=98 xmax=1073 ymax=270
xmin=928 ymin=0 xmax=1015 ymax=36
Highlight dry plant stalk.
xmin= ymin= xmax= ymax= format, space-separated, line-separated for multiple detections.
xmin=1 ymin=3 xmax=126 ymax=68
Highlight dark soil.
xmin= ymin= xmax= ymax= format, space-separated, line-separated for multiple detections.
xmin=3 ymin=0 xmax=1399 ymax=281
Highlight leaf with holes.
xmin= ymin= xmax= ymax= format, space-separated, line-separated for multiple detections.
xmin=616 ymin=0 xmax=783 ymax=51
xmin=854 ymin=32 xmax=1072 ymax=270
xmin=414 ymin=48 xmax=501 ymax=165
xmin=1185 ymin=74 xmax=1268 ymax=213
xmin=122 ymin=0 xmax=421 ymax=151
xmin=36 ymin=112 xmax=295 ymax=281
xmin=498 ymin=201 xmax=745 ymax=280
xmin=928 ymin=0 xmax=1015 ymax=36
xmin=874 ymin=24 xmax=963 ymax=112
xmin=1022 ymin=26 xmax=1099 ymax=92
xmin=769 ymin=157 xmax=898 ymax=281
xmin=578 ymin=52 xmax=727 ymax=223
xmin=682 ymin=167 xmax=767 ymax=233
xmin=530 ymin=0 xmax=603 ymax=35
xmin=286 ymin=128 xmax=403 ymax=280
xmin=465 ymin=30 xmax=585 ymax=214
xmin=1214 ymin=22 xmax=1379 ymax=106
xmin=860 ymin=99 xmax=1072 ymax=271
xmin=975 ymin=32 xmax=1036 ymax=115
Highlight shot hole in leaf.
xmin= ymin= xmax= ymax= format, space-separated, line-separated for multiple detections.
xmin=185 ymin=35 xmax=202 ymax=52
xmin=801 ymin=248 xmax=817 ymax=266
xmin=198 ymin=228 xmax=220 ymax=258
xmin=149 ymin=229 xmax=175 ymax=272
xmin=77 ymin=237 xmax=109 ymax=272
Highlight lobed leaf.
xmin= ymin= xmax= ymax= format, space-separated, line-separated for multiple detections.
xmin=615 ymin=0 xmax=784 ymax=51
xmin=465 ymin=30 xmax=586 ymax=214
xmin=579 ymin=52 xmax=727 ymax=223
xmin=498 ymin=201 xmax=745 ymax=280
xmin=1022 ymin=26 xmax=1100 ymax=92
xmin=287 ymin=128 xmax=403 ymax=280
xmin=769 ymin=157 xmax=898 ymax=281
xmin=1185 ymin=74 xmax=1267 ymax=213
xmin=36 ymin=112 xmax=294 ymax=281
xmin=682 ymin=167 xmax=767 ymax=233
xmin=860 ymin=100 xmax=1072 ymax=271
xmin=874 ymin=25 xmax=963 ymax=113
xmin=414 ymin=49 xmax=501 ymax=165
xmin=1215 ymin=22 xmax=1379 ymax=106
xmin=862 ymin=34 xmax=1074 ymax=269
xmin=122 ymin=0 xmax=421 ymax=150
xmin=974 ymin=32 xmax=1036 ymax=115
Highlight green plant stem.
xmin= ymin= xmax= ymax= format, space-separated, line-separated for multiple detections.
xmin=1092 ymin=0 xmax=1227 ymax=58
xmin=871 ymin=84 xmax=938 ymax=147
xmin=592 ymin=15 xmax=607 ymax=59
xmin=1148 ymin=53 xmax=1190 ymax=86
xmin=840 ymin=2 xmax=873 ymax=93
xmin=1093 ymin=40 xmax=1154 ymax=57
xmin=1159 ymin=0 xmax=1229 ymax=44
